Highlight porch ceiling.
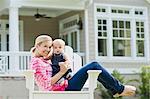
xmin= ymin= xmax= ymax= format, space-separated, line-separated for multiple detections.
xmin=0 ymin=0 xmax=90 ymax=17
xmin=1 ymin=7 xmax=70 ymax=18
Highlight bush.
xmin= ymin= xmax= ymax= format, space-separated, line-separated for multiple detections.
xmin=95 ymin=69 xmax=137 ymax=99
xmin=138 ymin=66 xmax=150 ymax=99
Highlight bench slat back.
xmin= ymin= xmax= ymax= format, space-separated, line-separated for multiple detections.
xmin=65 ymin=46 xmax=82 ymax=74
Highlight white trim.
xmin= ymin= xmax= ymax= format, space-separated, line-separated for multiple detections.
xmin=84 ymin=9 xmax=89 ymax=62
xmin=15 ymin=0 xmax=86 ymax=10
xmin=94 ymin=3 xmax=149 ymax=63
xmin=59 ymin=14 xmax=79 ymax=33
xmin=94 ymin=4 xmax=97 ymax=59
xmin=96 ymin=57 xmax=149 ymax=63
xmin=94 ymin=3 xmax=148 ymax=10
xmin=106 ymin=68 xmax=141 ymax=74
xmin=59 ymin=15 xmax=80 ymax=52
xmin=19 ymin=20 xmax=24 ymax=51
xmin=144 ymin=8 xmax=150 ymax=62
xmin=0 ymin=20 xmax=24 ymax=51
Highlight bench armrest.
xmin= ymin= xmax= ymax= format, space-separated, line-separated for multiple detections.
xmin=23 ymin=70 xmax=35 ymax=91
xmin=23 ymin=70 xmax=102 ymax=92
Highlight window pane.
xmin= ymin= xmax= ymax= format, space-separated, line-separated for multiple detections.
xmin=98 ymin=26 xmax=102 ymax=30
xmin=103 ymin=32 xmax=107 ymax=36
xmin=97 ymin=8 xmax=106 ymax=13
xmin=103 ymin=26 xmax=107 ymax=30
xmin=62 ymin=35 xmax=68 ymax=45
xmin=136 ymin=21 xmax=145 ymax=39
xmin=97 ymin=19 xmax=107 ymax=37
xmin=98 ymin=32 xmax=102 ymax=36
xmin=98 ymin=39 xmax=107 ymax=56
xmin=119 ymin=21 xmax=124 ymax=28
xmin=118 ymin=10 xmax=123 ymax=13
xmin=126 ymin=21 xmax=130 ymax=29
xmin=120 ymin=30 xmax=124 ymax=37
xmin=97 ymin=8 xmax=101 ymax=12
xmin=71 ymin=32 xmax=77 ymax=52
xmin=113 ymin=40 xmax=131 ymax=56
xmin=7 ymin=34 xmax=9 ymax=51
xmin=113 ymin=30 xmax=118 ymax=37
xmin=141 ymin=28 xmax=144 ymax=32
xmin=136 ymin=22 xmax=139 ymax=26
xmin=141 ymin=22 xmax=144 ymax=26
xmin=139 ymin=11 xmax=143 ymax=15
xmin=103 ymin=20 xmax=107 ymax=24
xmin=112 ymin=9 xmax=117 ymax=13
xmin=136 ymin=40 xmax=144 ymax=57
xmin=98 ymin=20 xmax=101 ymax=24
xmin=113 ymin=20 xmax=118 ymax=28
xmin=126 ymin=30 xmax=131 ymax=37
xmin=124 ymin=10 xmax=129 ymax=14
xmin=102 ymin=9 xmax=106 ymax=12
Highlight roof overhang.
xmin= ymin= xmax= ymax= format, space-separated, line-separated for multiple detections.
xmin=10 ymin=0 xmax=92 ymax=10
xmin=0 ymin=0 xmax=93 ymax=16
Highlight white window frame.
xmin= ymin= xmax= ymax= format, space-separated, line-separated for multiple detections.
xmin=59 ymin=15 xmax=80 ymax=52
xmin=94 ymin=4 xmax=149 ymax=63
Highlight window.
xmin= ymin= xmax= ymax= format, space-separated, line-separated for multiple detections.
xmin=112 ymin=20 xmax=131 ymax=56
xmin=97 ymin=8 xmax=106 ymax=13
xmin=97 ymin=19 xmax=107 ymax=56
xmin=111 ymin=9 xmax=130 ymax=14
xmin=61 ymin=30 xmax=79 ymax=52
xmin=136 ymin=21 xmax=145 ymax=57
xmin=59 ymin=15 xmax=80 ymax=52
xmin=95 ymin=4 xmax=148 ymax=62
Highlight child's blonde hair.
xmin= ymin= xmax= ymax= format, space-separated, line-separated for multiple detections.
xmin=53 ymin=39 xmax=65 ymax=47
xmin=30 ymin=35 xmax=52 ymax=54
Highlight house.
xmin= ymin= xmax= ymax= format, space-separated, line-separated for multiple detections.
xmin=0 ymin=0 xmax=149 ymax=99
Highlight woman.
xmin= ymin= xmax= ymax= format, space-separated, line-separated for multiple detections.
xmin=30 ymin=35 xmax=136 ymax=97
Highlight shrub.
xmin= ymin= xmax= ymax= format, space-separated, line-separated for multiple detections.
xmin=138 ymin=66 xmax=150 ymax=99
xmin=95 ymin=69 xmax=137 ymax=99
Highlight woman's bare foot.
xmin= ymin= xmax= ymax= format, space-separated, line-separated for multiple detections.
xmin=113 ymin=85 xmax=136 ymax=97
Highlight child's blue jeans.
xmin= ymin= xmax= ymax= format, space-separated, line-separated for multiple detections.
xmin=65 ymin=61 xmax=124 ymax=95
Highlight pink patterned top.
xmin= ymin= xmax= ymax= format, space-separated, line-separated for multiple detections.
xmin=30 ymin=57 xmax=68 ymax=91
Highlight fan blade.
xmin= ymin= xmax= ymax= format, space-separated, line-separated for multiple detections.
xmin=43 ymin=16 xmax=52 ymax=19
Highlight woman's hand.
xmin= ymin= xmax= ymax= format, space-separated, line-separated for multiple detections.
xmin=51 ymin=62 xmax=68 ymax=85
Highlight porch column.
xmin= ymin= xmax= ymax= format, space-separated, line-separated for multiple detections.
xmin=84 ymin=9 xmax=89 ymax=63
xmin=9 ymin=6 xmax=20 ymax=72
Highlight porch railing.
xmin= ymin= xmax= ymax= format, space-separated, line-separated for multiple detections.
xmin=0 ymin=51 xmax=85 ymax=74
xmin=0 ymin=51 xmax=31 ymax=73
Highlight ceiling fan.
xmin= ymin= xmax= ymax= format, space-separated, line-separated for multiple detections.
xmin=34 ymin=9 xmax=51 ymax=21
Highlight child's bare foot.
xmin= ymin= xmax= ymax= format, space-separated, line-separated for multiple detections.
xmin=113 ymin=85 xmax=136 ymax=97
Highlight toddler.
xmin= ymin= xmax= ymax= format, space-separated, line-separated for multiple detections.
xmin=51 ymin=39 xmax=72 ymax=83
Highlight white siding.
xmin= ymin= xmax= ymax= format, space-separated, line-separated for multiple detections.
xmin=87 ymin=0 xmax=150 ymax=69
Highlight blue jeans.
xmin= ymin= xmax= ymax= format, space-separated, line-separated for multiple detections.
xmin=65 ymin=61 xmax=124 ymax=95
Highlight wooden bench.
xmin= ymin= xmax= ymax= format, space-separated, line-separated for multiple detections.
xmin=23 ymin=46 xmax=102 ymax=99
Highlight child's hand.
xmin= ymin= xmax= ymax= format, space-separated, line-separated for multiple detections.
xmin=59 ymin=62 xmax=70 ymax=69
xmin=59 ymin=62 xmax=68 ymax=74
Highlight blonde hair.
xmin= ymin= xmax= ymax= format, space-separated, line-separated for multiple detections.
xmin=53 ymin=39 xmax=65 ymax=47
xmin=30 ymin=35 xmax=52 ymax=55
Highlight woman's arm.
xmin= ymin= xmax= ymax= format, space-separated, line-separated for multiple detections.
xmin=51 ymin=71 xmax=65 ymax=85
xmin=31 ymin=57 xmax=68 ymax=87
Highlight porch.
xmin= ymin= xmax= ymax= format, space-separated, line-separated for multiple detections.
xmin=0 ymin=51 xmax=85 ymax=73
